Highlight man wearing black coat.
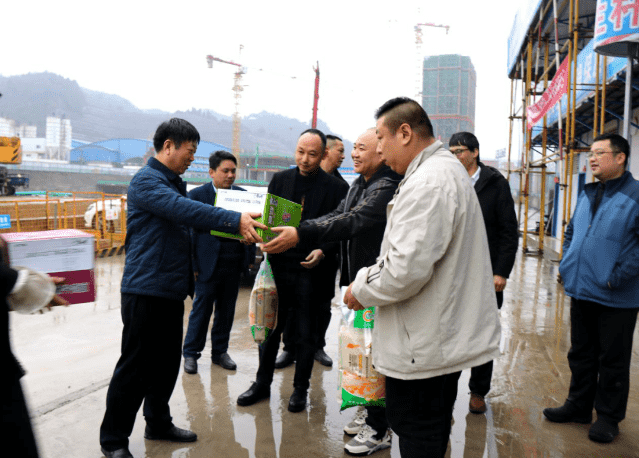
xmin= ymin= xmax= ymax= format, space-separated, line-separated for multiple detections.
xmin=262 ymin=127 xmax=402 ymax=456
xmin=449 ymin=132 xmax=519 ymax=414
xmin=236 ymin=129 xmax=348 ymax=412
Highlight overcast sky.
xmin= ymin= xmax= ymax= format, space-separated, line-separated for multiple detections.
xmin=3 ymin=0 xmax=523 ymax=158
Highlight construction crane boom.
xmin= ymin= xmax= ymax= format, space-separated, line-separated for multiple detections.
xmin=206 ymin=53 xmax=246 ymax=164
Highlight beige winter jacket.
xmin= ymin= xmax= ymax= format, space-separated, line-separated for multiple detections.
xmin=352 ymin=140 xmax=501 ymax=380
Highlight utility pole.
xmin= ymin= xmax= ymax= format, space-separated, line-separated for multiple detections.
xmin=312 ymin=62 xmax=320 ymax=129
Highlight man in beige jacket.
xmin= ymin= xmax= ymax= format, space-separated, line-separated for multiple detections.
xmin=344 ymin=97 xmax=501 ymax=457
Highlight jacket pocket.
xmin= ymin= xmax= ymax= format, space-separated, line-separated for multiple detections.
xmin=580 ymin=236 xmax=620 ymax=291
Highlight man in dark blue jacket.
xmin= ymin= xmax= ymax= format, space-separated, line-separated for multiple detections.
xmin=544 ymin=133 xmax=639 ymax=444
xmin=183 ymin=150 xmax=255 ymax=374
xmin=99 ymin=119 xmax=266 ymax=458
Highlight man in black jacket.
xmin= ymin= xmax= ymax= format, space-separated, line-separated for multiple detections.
xmin=236 ymin=129 xmax=348 ymax=413
xmin=449 ymin=132 xmax=519 ymax=414
xmin=263 ymin=127 xmax=402 ymax=455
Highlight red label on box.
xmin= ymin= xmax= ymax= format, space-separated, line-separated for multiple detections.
xmin=50 ymin=270 xmax=96 ymax=305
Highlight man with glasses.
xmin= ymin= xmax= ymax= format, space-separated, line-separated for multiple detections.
xmin=544 ymin=133 xmax=639 ymax=444
xmin=449 ymin=132 xmax=519 ymax=414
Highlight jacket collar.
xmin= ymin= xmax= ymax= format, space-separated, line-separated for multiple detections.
xmin=402 ymin=140 xmax=445 ymax=183
xmin=147 ymin=156 xmax=186 ymax=195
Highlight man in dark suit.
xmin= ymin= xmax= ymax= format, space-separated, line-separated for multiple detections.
xmin=183 ymin=151 xmax=255 ymax=374
xmin=449 ymin=132 xmax=519 ymax=414
xmin=237 ymin=129 xmax=348 ymax=412
xmin=275 ymin=133 xmax=347 ymax=370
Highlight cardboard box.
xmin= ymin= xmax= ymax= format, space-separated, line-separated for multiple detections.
xmin=1 ymin=229 xmax=96 ymax=304
xmin=211 ymin=189 xmax=302 ymax=242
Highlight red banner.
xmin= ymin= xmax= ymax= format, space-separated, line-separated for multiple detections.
xmin=526 ymin=57 xmax=570 ymax=129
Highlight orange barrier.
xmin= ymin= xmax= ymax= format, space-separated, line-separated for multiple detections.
xmin=0 ymin=192 xmax=127 ymax=257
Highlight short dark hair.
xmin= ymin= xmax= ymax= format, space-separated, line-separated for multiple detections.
xmin=593 ymin=133 xmax=629 ymax=167
xmin=449 ymin=132 xmax=480 ymax=162
xmin=153 ymin=118 xmax=200 ymax=153
xmin=209 ymin=150 xmax=236 ymax=170
xmin=300 ymin=128 xmax=327 ymax=151
xmin=326 ymin=134 xmax=342 ymax=146
xmin=375 ymin=97 xmax=433 ymax=139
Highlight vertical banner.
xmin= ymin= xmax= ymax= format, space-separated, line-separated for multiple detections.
xmin=526 ymin=57 xmax=570 ymax=129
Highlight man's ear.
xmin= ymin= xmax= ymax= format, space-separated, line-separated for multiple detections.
xmin=399 ymin=123 xmax=412 ymax=146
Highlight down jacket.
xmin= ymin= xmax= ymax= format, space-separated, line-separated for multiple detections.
xmin=559 ymin=171 xmax=639 ymax=309
xmin=121 ymin=157 xmax=241 ymax=300
xmin=352 ymin=141 xmax=501 ymax=380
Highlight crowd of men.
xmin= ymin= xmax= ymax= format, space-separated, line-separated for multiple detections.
xmin=6 ymin=98 xmax=638 ymax=458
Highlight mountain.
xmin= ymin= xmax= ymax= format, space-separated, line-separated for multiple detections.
xmin=0 ymin=72 xmax=353 ymax=162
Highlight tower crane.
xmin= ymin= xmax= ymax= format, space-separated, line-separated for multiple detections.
xmin=206 ymin=53 xmax=246 ymax=164
xmin=414 ymin=22 xmax=450 ymax=101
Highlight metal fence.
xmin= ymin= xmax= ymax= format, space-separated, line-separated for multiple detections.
xmin=0 ymin=192 xmax=127 ymax=255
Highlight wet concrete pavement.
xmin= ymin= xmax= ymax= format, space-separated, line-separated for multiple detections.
xmin=9 ymin=243 xmax=639 ymax=457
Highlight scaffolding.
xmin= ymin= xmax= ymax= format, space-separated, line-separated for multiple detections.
xmin=506 ymin=0 xmax=638 ymax=255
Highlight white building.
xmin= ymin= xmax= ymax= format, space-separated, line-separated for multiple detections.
xmin=21 ymin=137 xmax=48 ymax=160
xmin=17 ymin=125 xmax=37 ymax=138
xmin=46 ymin=117 xmax=72 ymax=160
xmin=0 ymin=117 xmax=16 ymax=137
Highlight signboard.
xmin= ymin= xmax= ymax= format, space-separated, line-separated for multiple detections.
xmin=0 ymin=215 xmax=10 ymax=229
xmin=593 ymin=0 xmax=639 ymax=57
xmin=526 ymin=57 xmax=570 ymax=129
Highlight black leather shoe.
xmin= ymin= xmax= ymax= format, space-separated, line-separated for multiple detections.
xmin=184 ymin=357 xmax=197 ymax=374
xmin=101 ymin=447 xmax=133 ymax=458
xmin=589 ymin=418 xmax=619 ymax=443
xmin=212 ymin=352 xmax=237 ymax=370
xmin=237 ymin=382 xmax=270 ymax=406
xmin=314 ymin=349 xmax=333 ymax=367
xmin=543 ymin=403 xmax=592 ymax=424
xmin=144 ymin=425 xmax=197 ymax=442
xmin=288 ymin=387 xmax=308 ymax=413
xmin=274 ymin=351 xmax=295 ymax=369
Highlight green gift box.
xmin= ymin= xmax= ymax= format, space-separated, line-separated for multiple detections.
xmin=211 ymin=189 xmax=302 ymax=242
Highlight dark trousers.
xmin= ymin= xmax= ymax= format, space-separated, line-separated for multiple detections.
xmin=5 ymin=376 xmax=39 ymax=458
xmin=183 ymin=260 xmax=242 ymax=359
xmin=282 ymin=291 xmax=333 ymax=353
xmin=256 ymin=264 xmax=317 ymax=390
xmin=365 ymin=405 xmax=388 ymax=438
xmin=386 ymin=372 xmax=462 ymax=458
xmin=468 ymin=291 xmax=503 ymax=396
xmin=100 ymin=294 xmax=184 ymax=451
xmin=566 ymin=298 xmax=638 ymax=423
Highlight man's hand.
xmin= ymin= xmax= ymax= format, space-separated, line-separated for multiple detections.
xmin=343 ymin=283 xmax=364 ymax=311
xmin=262 ymin=226 xmax=299 ymax=254
xmin=239 ymin=212 xmax=267 ymax=244
xmin=494 ymin=275 xmax=507 ymax=293
xmin=46 ymin=277 xmax=69 ymax=311
xmin=300 ymin=249 xmax=324 ymax=269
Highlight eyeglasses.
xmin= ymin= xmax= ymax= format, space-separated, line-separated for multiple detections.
xmin=450 ymin=148 xmax=470 ymax=156
xmin=587 ymin=150 xmax=614 ymax=159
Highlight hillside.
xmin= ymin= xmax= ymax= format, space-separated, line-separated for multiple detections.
xmin=0 ymin=72 xmax=353 ymax=163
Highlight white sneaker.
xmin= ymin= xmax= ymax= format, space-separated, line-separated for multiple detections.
xmin=343 ymin=406 xmax=368 ymax=436
xmin=344 ymin=425 xmax=391 ymax=456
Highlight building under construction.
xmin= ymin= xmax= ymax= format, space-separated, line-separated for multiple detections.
xmin=507 ymin=0 xmax=638 ymax=255
xmin=422 ymin=54 xmax=476 ymax=145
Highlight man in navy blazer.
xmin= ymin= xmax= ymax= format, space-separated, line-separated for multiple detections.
xmin=183 ymin=151 xmax=255 ymax=374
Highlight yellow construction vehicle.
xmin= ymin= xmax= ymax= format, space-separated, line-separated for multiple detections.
xmin=0 ymin=137 xmax=28 ymax=195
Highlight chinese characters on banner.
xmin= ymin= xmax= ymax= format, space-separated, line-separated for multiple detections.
xmin=526 ymin=57 xmax=570 ymax=129
xmin=594 ymin=0 xmax=639 ymax=54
